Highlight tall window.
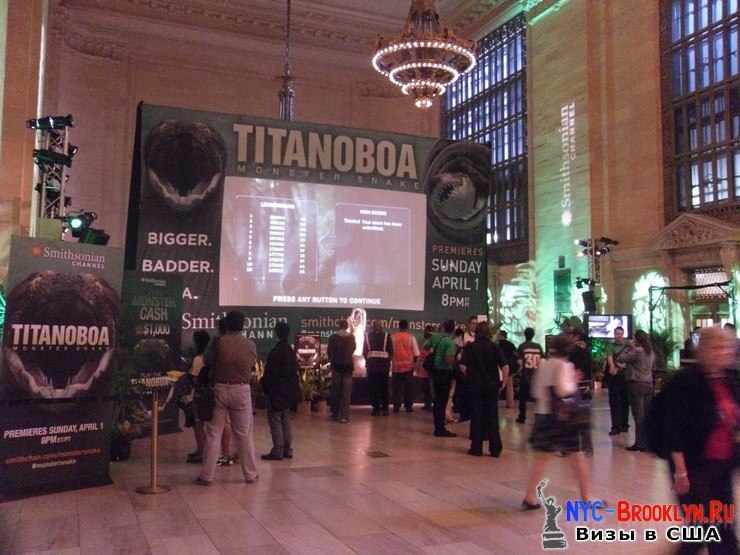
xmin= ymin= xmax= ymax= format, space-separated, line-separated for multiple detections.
xmin=667 ymin=0 xmax=740 ymax=212
xmin=442 ymin=15 xmax=528 ymax=262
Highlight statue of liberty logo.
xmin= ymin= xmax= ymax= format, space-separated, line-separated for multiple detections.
xmin=537 ymin=479 xmax=568 ymax=550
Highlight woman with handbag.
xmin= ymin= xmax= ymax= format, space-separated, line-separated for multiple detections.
xmin=522 ymin=334 xmax=590 ymax=510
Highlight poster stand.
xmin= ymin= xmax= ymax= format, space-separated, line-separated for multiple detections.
xmin=135 ymin=376 xmax=173 ymax=495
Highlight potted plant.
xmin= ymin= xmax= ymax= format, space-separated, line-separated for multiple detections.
xmin=590 ymin=337 xmax=608 ymax=390
xmin=313 ymin=365 xmax=333 ymax=411
xmin=109 ymin=349 xmax=145 ymax=461
xmin=650 ymin=329 xmax=680 ymax=391
xmin=299 ymin=368 xmax=317 ymax=410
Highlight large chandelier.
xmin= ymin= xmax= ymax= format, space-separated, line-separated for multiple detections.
xmin=372 ymin=0 xmax=476 ymax=109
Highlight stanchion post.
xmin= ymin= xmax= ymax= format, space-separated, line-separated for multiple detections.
xmin=136 ymin=385 xmax=171 ymax=495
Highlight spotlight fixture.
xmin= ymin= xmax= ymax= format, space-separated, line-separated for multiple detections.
xmin=64 ymin=211 xmax=97 ymax=238
xmin=33 ymin=149 xmax=72 ymax=167
xmin=26 ymin=114 xmax=74 ymax=130
xmin=575 ymin=277 xmax=596 ymax=289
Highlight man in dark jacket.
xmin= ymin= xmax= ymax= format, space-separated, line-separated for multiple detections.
xmin=461 ymin=321 xmax=507 ymax=457
xmin=328 ymin=319 xmax=356 ymax=423
xmin=261 ymin=321 xmax=300 ymax=460
xmin=364 ymin=320 xmax=393 ymax=416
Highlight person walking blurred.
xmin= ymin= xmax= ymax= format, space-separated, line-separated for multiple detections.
xmin=522 ymin=334 xmax=590 ymax=509
xmin=617 ymin=329 xmax=655 ymax=452
xmin=460 ymin=321 xmax=507 ymax=457
xmin=261 ymin=321 xmax=300 ymax=461
xmin=662 ymin=326 xmax=740 ymax=554
xmin=391 ymin=320 xmax=419 ymax=413
xmin=364 ymin=320 xmax=393 ymax=416
xmin=197 ymin=311 xmax=259 ymax=485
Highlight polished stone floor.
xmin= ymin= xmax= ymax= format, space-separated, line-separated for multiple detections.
xmin=0 ymin=392 xmax=717 ymax=554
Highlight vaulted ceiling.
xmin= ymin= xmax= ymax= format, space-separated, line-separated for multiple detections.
xmin=59 ymin=0 xmax=510 ymax=56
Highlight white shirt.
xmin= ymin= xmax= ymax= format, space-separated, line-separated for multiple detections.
xmin=533 ymin=357 xmax=577 ymax=415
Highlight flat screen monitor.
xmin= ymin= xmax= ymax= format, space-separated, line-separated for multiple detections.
xmin=219 ymin=176 xmax=427 ymax=310
xmin=585 ymin=314 xmax=632 ymax=339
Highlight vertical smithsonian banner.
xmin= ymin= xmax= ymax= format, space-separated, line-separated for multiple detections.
xmin=126 ymin=104 xmax=489 ymax=352
xmin=0 ymin=237 xmax=123 ymax=496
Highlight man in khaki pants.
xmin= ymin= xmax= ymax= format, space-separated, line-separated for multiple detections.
xmin=197 ymin=311 xmax=259 ymax=485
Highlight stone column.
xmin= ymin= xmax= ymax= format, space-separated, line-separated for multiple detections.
xmin=0 ymin=0 xmax=45 ymax=281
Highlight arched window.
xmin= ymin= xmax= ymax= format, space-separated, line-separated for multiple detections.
xmin=665 ymin=0 xmax=740 ymax=215
xmin=442 ymin=14 xmax=528 ymax=263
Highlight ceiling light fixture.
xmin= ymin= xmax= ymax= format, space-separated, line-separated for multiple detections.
xmin=372 ymin=0 xmax=477 ymax=109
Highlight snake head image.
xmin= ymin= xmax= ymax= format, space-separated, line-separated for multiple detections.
xmin=2 ymin=271 xmax=119 ymax=399
xmin=424 ymin=140 xmax=491 ymax=244
xmin=144 ymin=120 xmax=227 ymax=212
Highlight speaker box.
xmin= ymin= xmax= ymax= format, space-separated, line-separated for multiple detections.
xmin=582 ymin=290 xmax=597 ymax=313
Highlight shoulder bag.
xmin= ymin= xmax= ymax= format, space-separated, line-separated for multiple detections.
xmin=194 ymin=338 xmax=219 ymax=422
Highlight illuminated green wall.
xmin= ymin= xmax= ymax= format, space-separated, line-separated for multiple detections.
xmin=530 ymin=0 xmax=591 ymax=341
xmin=631 ymin=271 xmax=684 ymax=368
xmin=496 ymin=263 xmax=537 ymax=345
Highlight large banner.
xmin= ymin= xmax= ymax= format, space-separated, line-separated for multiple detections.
xmin=126 ymin=104 xmax=488 ymax=354
xmin=0 ymin=237 xmax=123 ymax=496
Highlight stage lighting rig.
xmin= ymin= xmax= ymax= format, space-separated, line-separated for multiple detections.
xmin=28 ymin=113 xmax=75 ymax=224
xmin=33 ymin=149 xmax=73 ymax=167
xmin=573 ymin=236 xmax=619 ymax=285
xmin=26 ymin=114 xmax=74 ymax=130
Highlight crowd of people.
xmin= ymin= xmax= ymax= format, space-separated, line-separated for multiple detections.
xmin=177 ymin=311 xmax=740 ymax=554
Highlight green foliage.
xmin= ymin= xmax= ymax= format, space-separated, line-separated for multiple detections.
xmin=590 ymin=337 xmax=608 ymax=381
xmin=300 ymin=366 xmax=332 ymax=401
xmin=110 ymin=349 xmax=146 ymax=439
xmin=650 ymin=329 xmax=680 ymax=371
xmin=498 ymin=262 xmax=536 ymax=345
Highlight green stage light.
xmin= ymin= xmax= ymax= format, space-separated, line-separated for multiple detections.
xmin=68 ymin=215 xmax=84 ymax=230
xmin=64 ymin=211 xmax=97 ymax=238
